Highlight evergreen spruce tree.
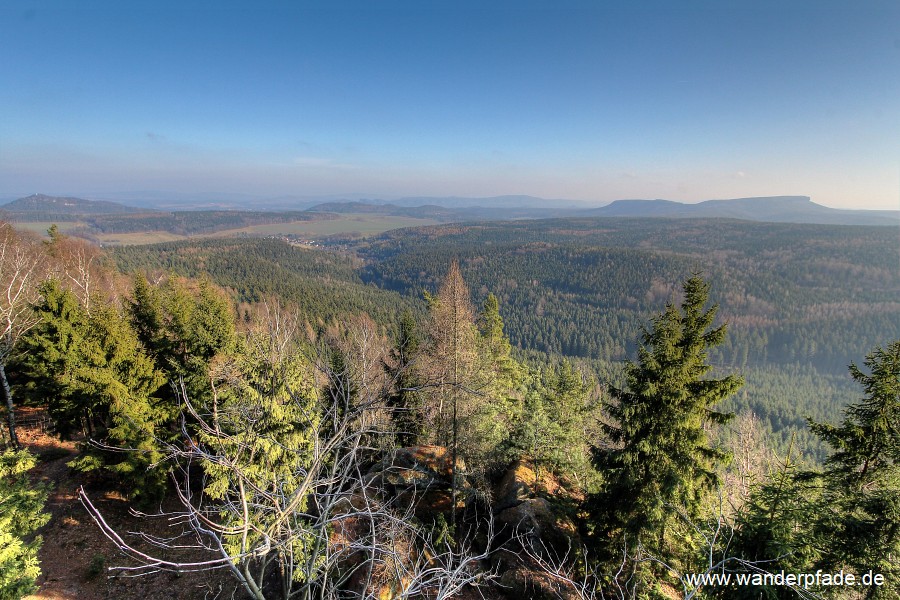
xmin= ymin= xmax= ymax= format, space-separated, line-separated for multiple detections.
xmin=807 ymin=340 xmax=900 ymax=599
xmin=20 ymin=280 xmax=168 ymax=501
xmin=0 ymin=449 xmax=49 ymax=600
xmin=200 ymin=319 xmax=320 ymax=594
xmin=477 ymin=293 xmax=510 ymax=362
xmin=128 ymin=275 xmax=236 ymax=407
xmin=589 ymin=275 xmax=742 ymax=560
xmin=508 ymin=361 xmax=593 ymax=480
xmin=18 ymin=280 xmax=89 ymax=439
xmin=385 ymin=310 xmax=426 ymax=447
xmin=540 ymin=361 xmax=594 ymax=476
xmin=127 ymin=273 xmax=164 ymax=353
xmin=472 ymin=292 xmax=524 ymax=468
xmin=70 ymin=301 xmax=169 ymax=501
xmin=477 ymin=293 xmax=523 ymax=398
xmin=509 ymin=384 xmax=552 ymax=471
xmin=728 ymin=437 xmax=819 ymax=599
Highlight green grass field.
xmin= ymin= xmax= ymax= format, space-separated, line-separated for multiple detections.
xmin=95 ymin=231 xmax=188 ymax=245
xmin=12 ymin=214 xmax=440 ymax=245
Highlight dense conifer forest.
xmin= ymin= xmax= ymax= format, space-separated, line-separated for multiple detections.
xmin=111 ymin=218 xmax=899 ymax=461
xmin=2 ymin=217 xmax=898 ymax=599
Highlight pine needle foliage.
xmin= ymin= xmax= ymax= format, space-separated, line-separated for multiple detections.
xmin=509 ymin=360 xmax=595 ymax=480
xmin=128 ymin=274 xmax=237 ymax=407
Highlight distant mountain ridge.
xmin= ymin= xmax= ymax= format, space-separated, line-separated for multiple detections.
xmin=3 ymin=193 xmax=895 ymax=227
xmin=587 ymin=196 xmax=898 ymax=226
xmin=306 ymin=195 xmax=899 ymax=226
xmin=304 ymin=200 xmax=563 ymax=221
xmin=1 ymin=193 xmax=146 ymax=215
xmin=384 ymin=195 xmax=583 ymax=209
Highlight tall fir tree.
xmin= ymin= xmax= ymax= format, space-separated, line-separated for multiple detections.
xmin=477 ymin=293 xmax=510 ymax=361
xmin=70 ymin=300 xmax=169 ymax=501
xmin=807 ymin=340 xmax=900 ymax=599
xmin=472 ymin=292 xmax=524 ymax=468
xmin=17 ymin=279 xmax=88 ymax=439
xmin=127 ymin=275 xmax=236 ymax=412
xmin=477 ymin=293 xmax=523 ymax=394
xmin=127 ymin=273 xmax=164 ymax=353
xmin=589 ymin=275 xmax=742 ymax=560
xmin=532 ymin=361 xmax=594 ymax=478
xmin=202 ymin=319 xmax=320 ymax=565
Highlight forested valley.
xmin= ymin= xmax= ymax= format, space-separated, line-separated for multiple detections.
xmin=2 ymin=216 xmax=898 ymax=600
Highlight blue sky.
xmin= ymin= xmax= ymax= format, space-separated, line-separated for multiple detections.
xmin=1 ymin=0 xmax=898 ymax=209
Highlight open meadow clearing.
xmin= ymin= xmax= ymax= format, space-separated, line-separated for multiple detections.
xmin=12 ymin=213 xmax=440 ymax=245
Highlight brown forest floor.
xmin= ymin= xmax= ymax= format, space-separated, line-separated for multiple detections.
xmin=17 ymin=411 xmax=514 ymax=600
xmin=18 ymin=410 xmax=243 ymax=600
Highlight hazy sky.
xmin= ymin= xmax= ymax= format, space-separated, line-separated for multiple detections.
xmin=2 ymin=0 xmax=898 ymax=209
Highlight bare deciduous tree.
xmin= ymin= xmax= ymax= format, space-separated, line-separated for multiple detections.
xmin=0 ymin=224 xmax=46 ymax=447
xmin=45 ymin=226 xmax=114 ymax=312
xmin=719 ymin=411 xmax=772 ymax=514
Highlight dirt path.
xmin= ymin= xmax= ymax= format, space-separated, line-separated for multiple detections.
xmin=17 ymin=416 xmax=242 ymax=600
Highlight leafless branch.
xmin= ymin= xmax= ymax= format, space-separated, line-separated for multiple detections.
xmin=80 ymin=318 xmax=500 ymax=600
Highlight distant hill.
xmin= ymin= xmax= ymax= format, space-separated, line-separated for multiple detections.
xmin=306 ymin=200 xmax=581 ymax=221
xmin=587 ymin=196 xmax=899 ymax=226
xmin=1 ymin=193 xmax=146 ymax=216
xmin=307 ymin=201 xmax=457 ymax=220
xmin=385 ymin=195 xmax=584 ymax=209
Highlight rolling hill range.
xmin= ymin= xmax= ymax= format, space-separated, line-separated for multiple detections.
xmin=0 ymin=193 xmax=331 ymax=238
xmin=305 ymin=200 xmax=575 ymax=221
xmin=4 ymin=193 xmax=896 ymax=228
